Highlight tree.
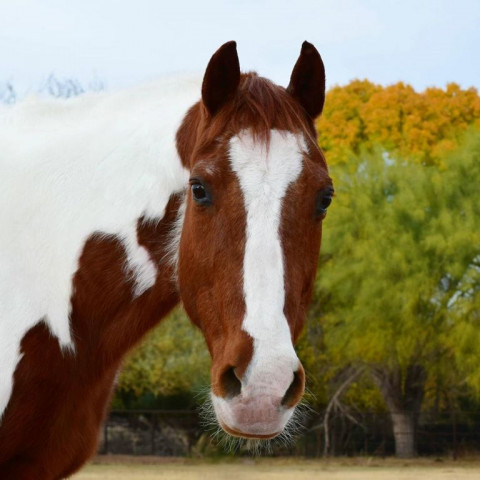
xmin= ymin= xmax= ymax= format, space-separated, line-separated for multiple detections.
xmin=116 ymin=308 xmax=211 ymax=404
xmin=0 ymin=82 xmax=16 ymax=105
xmin=317 ymin=79 xmax=381 ymax=166
xmin=317 ymin=81 xmax=480 ymax=168
xmin=306 ymin=130 xmax=480 ymax=457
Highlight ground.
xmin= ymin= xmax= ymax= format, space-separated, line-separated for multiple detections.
xmin=72 ymin=457 xmax=480 ymax=480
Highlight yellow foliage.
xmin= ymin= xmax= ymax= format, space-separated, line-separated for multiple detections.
xmin=317 ymin=80 xmax=480 ymax=166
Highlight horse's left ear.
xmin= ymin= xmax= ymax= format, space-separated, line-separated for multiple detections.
xmin=287 ymin=41 xmax=326 ymax=119
xmin=202 ymin=41 xmax=241 ymax=116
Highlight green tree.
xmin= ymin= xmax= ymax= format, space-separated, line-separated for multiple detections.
xmin=116 ymin=308 xmax=211 ymax=403
xmin=307 ymin=130 xmax=480 ymax=457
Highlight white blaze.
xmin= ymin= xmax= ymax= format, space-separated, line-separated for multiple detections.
xmin=229 ymin=129 xmax=305 ymax=393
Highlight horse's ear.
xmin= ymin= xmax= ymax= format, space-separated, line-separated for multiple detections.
xmin=202 ymin=41 xmax=240 ymax=116
xmin=287 ymin=41 xmax=326 ymax=119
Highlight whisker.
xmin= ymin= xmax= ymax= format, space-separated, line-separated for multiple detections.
xmin=197 ymin=388 xmax=314 ymax=455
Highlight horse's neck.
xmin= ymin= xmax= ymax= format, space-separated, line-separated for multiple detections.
xmin=70 ymin=193 xmax=185 ymax=370
xmin=0 ymin=77 xmax=198 ymax=362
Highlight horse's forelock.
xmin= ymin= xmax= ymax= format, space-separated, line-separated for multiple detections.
xmin=176 ymin=73 xmax=318 ymax=169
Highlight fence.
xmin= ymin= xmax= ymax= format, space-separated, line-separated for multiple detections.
xmin=98 ymin=409 xmax=480 ymax=457
xmin=100 ymin=410 xmax=199 ymax=456
xmin=303 ymin=410 xmax=480 ymax=457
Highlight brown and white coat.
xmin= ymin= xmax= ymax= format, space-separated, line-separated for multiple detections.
xmin=0 ymin=41 xmax=332 ymax=478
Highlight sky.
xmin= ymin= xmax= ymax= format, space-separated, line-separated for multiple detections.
xmin=0 ymin=0 xmax=479 ymax=95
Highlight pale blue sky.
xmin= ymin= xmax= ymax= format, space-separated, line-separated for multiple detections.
xmin=1 ymin=0 xmax=479 ymax=94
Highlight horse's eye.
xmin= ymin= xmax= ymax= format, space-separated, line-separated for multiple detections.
xmin=315 ymin=187 xmax=334 ymax=218
xmin=190 ymin=181 xmax=212 ymax=206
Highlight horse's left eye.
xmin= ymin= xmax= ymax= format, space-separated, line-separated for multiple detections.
xmin=315 ymin=187 xmax=334 ymax=218
xmin=190 ymin=181 xmax=212 ymax=206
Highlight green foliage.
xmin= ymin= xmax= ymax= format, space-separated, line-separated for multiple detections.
xmin=305 ymin=129 xmax=480 ymax=404
xmin=116 ymin=308 xmax=211 ymax=401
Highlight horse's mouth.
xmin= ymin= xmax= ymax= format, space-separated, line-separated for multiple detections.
xmin=219 ymin=421 xmax=281 ymax=440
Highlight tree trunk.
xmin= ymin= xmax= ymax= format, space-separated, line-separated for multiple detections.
xmin=390 ymin=410 xmax=416 ymax=458
xmin=371 ymin=364 xmax=426 ymax=458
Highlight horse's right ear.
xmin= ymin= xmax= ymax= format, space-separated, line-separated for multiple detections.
xmin=202 ymin=41 xmax=240 ymax=116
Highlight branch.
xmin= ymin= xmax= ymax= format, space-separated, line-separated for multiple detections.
xmin=322 ymin=366 xmax=365 ymax=456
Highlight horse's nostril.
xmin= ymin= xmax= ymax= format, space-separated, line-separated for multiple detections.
xmin=281 ymin=370 xmax=305 ymax=408
xmin=219 ymin=366 xmax=242 ymax=399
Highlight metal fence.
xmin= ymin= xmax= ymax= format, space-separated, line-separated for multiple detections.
xmin=98 ymin=409 xmax=480 ymax=457
xmin=304 ymin=410 xmax=480 ymax=457
xmin=100 ymin=410 xmax=199 ymax=456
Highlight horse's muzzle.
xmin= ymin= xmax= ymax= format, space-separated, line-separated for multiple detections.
xmin=211 ymin=358 xmax=305 ymax=438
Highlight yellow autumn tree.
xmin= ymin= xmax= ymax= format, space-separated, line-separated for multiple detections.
xmin=318 ymin=80 xmax=480 ymax=166
xmin=317 ymin=79 xmax=381 ymax=166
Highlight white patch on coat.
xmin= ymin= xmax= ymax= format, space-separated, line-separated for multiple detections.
xmin=164 ymin=194 xmax=187 ymax=278
xmin=0 ymin=76 xmax=199 ymax=418
xmin=210 ymin=130 xmax=305 ymax=435
xmin=122 ymin=223 xmax=158 ymax=298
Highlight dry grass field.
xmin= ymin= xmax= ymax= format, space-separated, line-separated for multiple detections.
xmin=72 ymin=457 xmax=480 ymax=480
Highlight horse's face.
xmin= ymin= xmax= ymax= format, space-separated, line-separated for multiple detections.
xmin=176 ymin=42 xmax=332 ymax=439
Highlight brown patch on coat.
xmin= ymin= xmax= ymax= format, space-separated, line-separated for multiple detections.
xmin=0 ymin=195 xmax=183 ymax=479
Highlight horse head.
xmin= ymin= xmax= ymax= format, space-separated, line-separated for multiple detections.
xmin=176 ymin=41 xmax=333 ymax=440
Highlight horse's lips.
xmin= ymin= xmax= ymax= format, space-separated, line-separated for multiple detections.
xmin=211 ymin=393 xmax=294 ymax=439
xmin=219 ymin=421 xmax=280 ymax=440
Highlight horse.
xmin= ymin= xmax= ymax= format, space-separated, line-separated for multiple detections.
xmin=0 ymin=40 xmax=333 ymax=479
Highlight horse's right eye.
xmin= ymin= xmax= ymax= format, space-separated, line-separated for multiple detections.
xmin=190 ymin=181 xmax=212 ymax=206
xmin=192 ymin=184 xmax=206 ymax=200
